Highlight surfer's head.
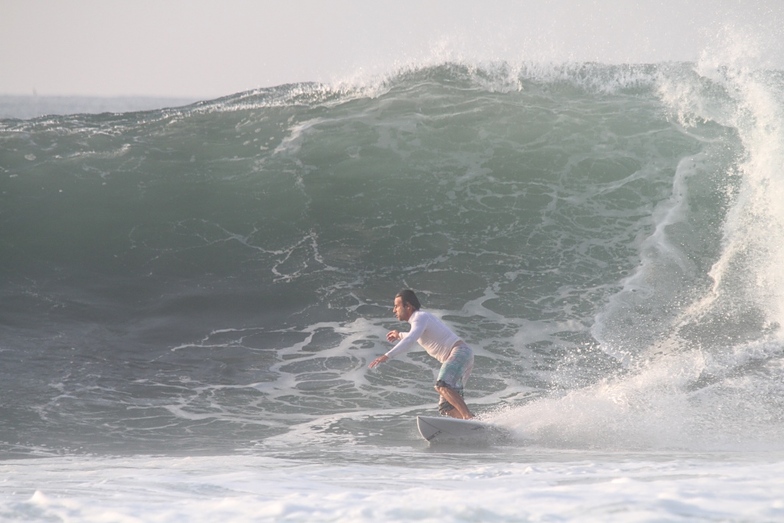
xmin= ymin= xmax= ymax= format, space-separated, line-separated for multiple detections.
xmin=394 ymin=289 xmax=421 ymax=321
xmin=396 ymin=289 xmax=421 ymax=310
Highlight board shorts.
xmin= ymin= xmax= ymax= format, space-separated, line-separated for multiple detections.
xmin=435 ymin=343 xmax=474 ymax=415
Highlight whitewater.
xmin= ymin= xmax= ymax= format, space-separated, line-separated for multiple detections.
xmin=3 ymin=40 xmax=784 ymax=523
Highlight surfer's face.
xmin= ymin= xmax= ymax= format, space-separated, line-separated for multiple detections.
xmin=393 ymin=296 xmax=414 ymax=322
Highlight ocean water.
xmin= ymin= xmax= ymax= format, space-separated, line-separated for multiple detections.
xmin=0 ymin=96 xmax=198 ymax=121
xmin=3 ymin=52 xmax=784 ymax=521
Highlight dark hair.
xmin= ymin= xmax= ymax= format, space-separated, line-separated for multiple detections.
xmin=396 ymin=289 xmax=421 ymax=310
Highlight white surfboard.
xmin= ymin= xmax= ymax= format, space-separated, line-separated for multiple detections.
xmin=416 ymin=415 xmax=495 ymax=443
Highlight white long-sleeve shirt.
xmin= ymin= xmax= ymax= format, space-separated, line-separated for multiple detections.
xmin=385 ymin=310 xmax=463 ymax=363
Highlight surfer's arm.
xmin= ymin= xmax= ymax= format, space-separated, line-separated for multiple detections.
xmin=369 ymin=331 xmax=406 ymax=369
xmin=368 ymin=354 xmax=388 ymax=368
xmin=369 ymin=317 xmax=423 ymax=368
xmin=384 ymin=316 xmax=425 ymax=360
xmin=368 ymin=330 xmax=409 ymax=368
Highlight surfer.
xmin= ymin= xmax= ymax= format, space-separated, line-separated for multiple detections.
xmin=368 ymin=290 xmax=475 ymax=419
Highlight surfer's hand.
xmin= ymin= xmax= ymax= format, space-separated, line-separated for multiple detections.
xmin=386 ymin=330 xmax=401 ymax=342
xmin=368 ymin=355 xmax=389 ymax=369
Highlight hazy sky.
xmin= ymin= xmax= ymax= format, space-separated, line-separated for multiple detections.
xmin=2 ymin=0 xmax=782 ymax=99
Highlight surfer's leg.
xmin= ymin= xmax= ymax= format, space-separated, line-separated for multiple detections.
xmin=435 ymin=345 xmax=474 ymax=419
xmin=437 ymin=395 xmax=459 ymax=418
xmin=435 ymin=383 xmax=472 ymax=419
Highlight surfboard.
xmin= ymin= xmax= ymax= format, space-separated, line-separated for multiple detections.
xmin=416 ymin=415 xmax=495 ymax=443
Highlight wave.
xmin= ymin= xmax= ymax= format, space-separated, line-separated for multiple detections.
xmin=2 ymin=57 xmax=784 ymax=454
